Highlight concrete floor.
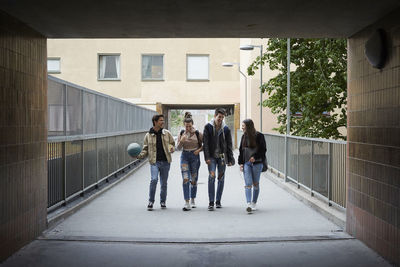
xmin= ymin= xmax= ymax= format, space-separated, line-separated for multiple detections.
xmin=1 ymin=151 xmax=392 ymax=267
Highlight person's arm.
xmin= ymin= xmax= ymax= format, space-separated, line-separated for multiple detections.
xmin=225 ymin=127 xmax=234 ymax=166
xmin=238 ymin=135 xmax=244 ymax=165
xmin=137 ymin=134 xmax=149 ymax=159
xmin=198 ymin=132 xmax=204 ymax=151
xmin=176 ymin=132 xmax=184 ymax=150
xmin=203 ymin=125 xmax=210 ymax=162
xmin=168 ymin=131 xmax=175 ymax=153
xmin=253 ymin=132 xmax=267 ymax=160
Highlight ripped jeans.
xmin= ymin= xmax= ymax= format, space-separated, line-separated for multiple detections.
xmin=180 ymin=150 xmax=201 ymax=200
xmin=243 ymin=161 xmax=263 ymax=203
xmin=207 ymin=157 xmax=226 ymax=203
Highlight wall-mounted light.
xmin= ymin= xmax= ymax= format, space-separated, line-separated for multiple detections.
xmin=365 ymin=29 xmax=388 ymax=69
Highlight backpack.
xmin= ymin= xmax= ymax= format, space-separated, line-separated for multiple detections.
xmin=180 ymin=129 xmax=202 ymax=148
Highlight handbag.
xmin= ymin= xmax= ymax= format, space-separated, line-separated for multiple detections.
xmin=262 ymin=156 xmax=268 ymax=172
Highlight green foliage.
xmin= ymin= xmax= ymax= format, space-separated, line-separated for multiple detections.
xmin=247 ymin=38 xmax=347 ymax=140
xmin=169 ymin=109 xmax=184 ymax=135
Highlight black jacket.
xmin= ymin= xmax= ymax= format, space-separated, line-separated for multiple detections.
xmin=238 ymin=132 xmax=267 ymax=165
xmin=203 ymin=123 xmax=235 ymax=165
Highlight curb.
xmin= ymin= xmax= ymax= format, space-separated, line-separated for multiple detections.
xmin=263 ymin=169 xmax=346 ymax=229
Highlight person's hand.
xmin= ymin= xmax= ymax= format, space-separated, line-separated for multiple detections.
xmin=180 ymin=134 xmax=187 ymax=142
xmin=249 ymin=157 xmax=255 ymax=163
xmin=240 ymin=164 xmax=244 ymax=172
xmin=170 ymin=146 xmax=175 ymax=153
xmin=193 ymin=149 xmax=200 ymax=156
xmin=206 ymin=159 xmax=211 ymax=165
xmin=228 ymin=163 xmax=232 ymax=166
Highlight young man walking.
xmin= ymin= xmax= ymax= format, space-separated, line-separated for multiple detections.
xmin=137 ymin=114 xmax=175 ymax=210
xmin=203 ymin=108 xmax=235 ymax=211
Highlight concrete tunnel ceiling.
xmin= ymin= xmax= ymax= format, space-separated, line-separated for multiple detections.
xmin=1 ymin=0 xmax=399 ymax=38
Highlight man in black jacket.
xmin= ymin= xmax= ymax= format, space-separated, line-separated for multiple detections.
xmin=203 ymin=108 xmax=235 ymax=211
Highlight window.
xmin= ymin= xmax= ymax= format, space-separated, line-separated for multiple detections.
xmin=47 ymin=58 xmax=61 ymax=73
xmin=187 ymin=55 xmax=209 ymax=80
xmin=142 ymin=55 xmax=164 ymax=80
xmin=98 ymin=54 xmax=121 ymax=80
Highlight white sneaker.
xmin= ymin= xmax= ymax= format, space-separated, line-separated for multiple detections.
xmin=191 ymin=199 xmax=196 ymax=208
xmin=246 ymin=202 xmax=252 ymax=213
xmin=183 ymin=202 xmax=191 ymax=211
xmin=251 ymin=202 xmax=257 ymax=211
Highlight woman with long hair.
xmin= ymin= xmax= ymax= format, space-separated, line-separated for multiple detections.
xmin=176 ymin=112 xmax=203 ymax=211
xmin=238 ymin=119 xmax=267 ymax=213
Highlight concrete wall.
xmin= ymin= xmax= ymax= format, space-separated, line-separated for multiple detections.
xmin=0 ymin=11 xmax=48 ymax=261
xmin=347 ymin=8 xmax=400 ymax=265
xmin=47 ymin=38 xmax=240 ymax=105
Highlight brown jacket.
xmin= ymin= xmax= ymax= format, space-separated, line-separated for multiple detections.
xmin=137 ymin=128 xmax=175 ymax=164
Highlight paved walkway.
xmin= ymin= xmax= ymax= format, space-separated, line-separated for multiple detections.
xmin=1 ymin=151 xmax=392 ymax=267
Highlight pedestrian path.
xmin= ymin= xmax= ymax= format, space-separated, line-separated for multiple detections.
xmin=1 ymin=151 xmax=391 ymax=267
xmin=41 ymin=151 xmax=344 ymax=242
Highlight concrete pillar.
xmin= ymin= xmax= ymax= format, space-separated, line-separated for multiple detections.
xmin=0 ymin=11 xmax=47 ymax=261
xmin=347 ymin=8 xmax=400 ymax=265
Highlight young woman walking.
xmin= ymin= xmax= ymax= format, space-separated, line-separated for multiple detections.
xmin=238 ymin=119 xmax=267 ymax=213
xmin=176 ymin=112 xmax=203 ymax=211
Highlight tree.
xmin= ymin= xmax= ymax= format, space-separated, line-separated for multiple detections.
xmin=169 ymin=109 xmax=184 ymax=135
xmin=247 ymin=38 xmax=347 ymax=140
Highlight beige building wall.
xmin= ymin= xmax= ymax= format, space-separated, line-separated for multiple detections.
xmin=47 ymin=38 xmax=240 ymax=109
xmin=239 ymin=38 xmax=280 ymax=134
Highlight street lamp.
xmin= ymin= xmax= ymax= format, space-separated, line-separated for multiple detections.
xmin=240 ymin=44 xmax=263 ymax=131
xmin=222 ymin=62 xmax=248 ymax=119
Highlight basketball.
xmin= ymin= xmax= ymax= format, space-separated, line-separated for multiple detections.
xmin=127 ymin=143 xmax=142 ymax=157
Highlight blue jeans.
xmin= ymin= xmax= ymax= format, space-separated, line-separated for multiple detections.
xmin=180 ymin=151 xmax=201 ymax=200
xmin=149 ymin=161 xmax=171 ymax=203
xmin=243 ymin=162 xmax=263 ymax=203
xmin=208 ymin=157 xmax=226 ymax=203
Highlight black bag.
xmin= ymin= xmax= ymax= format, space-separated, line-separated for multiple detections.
xmin=262 ymin=157 xmax=268 ymax=172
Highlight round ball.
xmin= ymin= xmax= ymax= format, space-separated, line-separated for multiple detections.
xmin=127 ymin=143 xmax=142 ymax=157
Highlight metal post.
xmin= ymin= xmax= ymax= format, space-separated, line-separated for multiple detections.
xmin=311 ymin=140 xmax=314 ymax=197
xmin=63 ymin=84 xmax=67 ymax=137
xmin=63 ymin=142 xmax=67 ymax=204
xmin=260 ymin=45 xmax=263 ymax=131
xmin=297 ymin=138 xmax=300 ymax=188
xmin=284 ymin=39 xmax=291 ymax=183
xmin=63 ymin=84 xmax=67 ymax=203
xmin=238 ymin=67 xmax=248 ymax=119
xmin=328 ymin=143 xmax=332 ymax=206
xmin=81 ymin=92 xmax=85 ymax=194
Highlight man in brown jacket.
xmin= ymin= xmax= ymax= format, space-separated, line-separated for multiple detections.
xmin=137 ymin=114 xmax=175 ymax=210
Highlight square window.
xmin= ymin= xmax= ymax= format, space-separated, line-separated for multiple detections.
xmin=187 ymin=55 xmax=209 ymax=80
xmin=142 ymin=55 xmax=164 ymax=80
xmin=47 ymin=58 xmax=61 ymax=73
xmin=98 ymin=54 xmax=121 ymax=80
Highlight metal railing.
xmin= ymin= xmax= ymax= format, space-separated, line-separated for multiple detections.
xmin=47 ymin=76 xmax=157 ymax=211
xmin=237 ymin=131 xmax=347 ymax=209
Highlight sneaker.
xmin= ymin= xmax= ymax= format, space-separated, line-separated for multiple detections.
xmin=182 ymin=202 xmax=191 ymax=211
xmin=191 ymin=199 xmax=196 ymax=208
xmin=216 ymin=201 xmax=222 ymax=208
xmin=246 ymin=202 xmax=252 ymax=213
xmin=208 ymin=202 xmax=214 ymax=211
xmin=160 ymin=202 xmax=166 ymax=209
xmin=251 ymin=202 xmax=257 ymax=211
xmin=147 ymin=202 xmax=153 ymax=211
